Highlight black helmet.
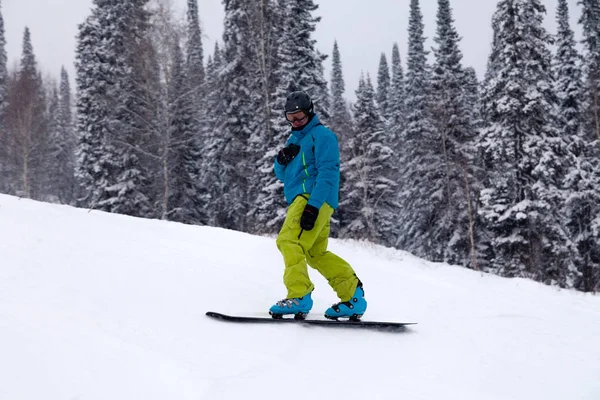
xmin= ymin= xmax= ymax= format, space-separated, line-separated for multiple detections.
xmin=284 ymin=91 xmax=314 ymax=115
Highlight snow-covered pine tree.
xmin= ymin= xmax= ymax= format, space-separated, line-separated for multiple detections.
xmin=45 ymin=86 xmax=61 ymax=199
xmin=4 ymin=28 xmax=49 ymax=200
xmin=245 ymin=0 xmax=287 ymax=231
xmin=328 ymin=40 xmax=353 ymax=237
xmin=146 ymin=0 xmax=192 ymax=220
xmin=184 ymin=1 xmax=207 ymax=210
xmin=247 ymin=0 xmax=279 ymax=139
xmin=578 ymin=0 xmax=600 ymax=146
xmin=313 ymin=49 xmax=331 ymax=123
xmin=252 ymin=0 xmax=288 ymax=233
xmin=340 ymin=74 xmax=398 ymax=246
xmin=396 ymin=0 xmax=441 ymax=258
xmin=461 ymin=65 xmax=486 ymax=267
xmin=132 ymin=1 xmax=167 ymax=217
xmin=204 ymin=43 xmax=225 ymax=144
xmin=0 ymin=0 xmax=8 ymax=193
xmin=202 ymin=43 xmax=227 ymax=227
xmin=328 ymin=40 xmax=352 ymax=141
xmin=562 ymin=0 xmax=600 ymax=291
xmin=430 ymin=0 xmax=480 ymax=268
xmin=133 ymin=35 xmax=164 ymax=216
xmin=207 ymin=44 xmax=222 ymax=102
xmin=217 ymin=0 xmax=262 ymax=232
xmin=563 ymin=144 xmax=600 ymax=291
xmin=478 ymin=0 xmax=575 ymax=286
xmin=46 ymin=68 xmax=76 ymax=204
xmin=388 ymin=42 xmax=406 ymax=137
xmin=0 ymin=0 xmax=6 ymax=122
xmin=58 ymin=68 xmax=76 ymax=204
xmin=266 ymin=0 xmax=287 ymax=103
xmin=340 ymin=75 xmax=369 ymax=241
xmin=165 ymin=41 xmax=208 ymax=225
xmin=186 ymin=0 xmax=205 ymax=105
xmin=376 ymin=53 xmax=391 ymax=120
xmin=481 ymin=10 xmax=503 ymax=95
xmin=461 ymin=67 xmax=481 ymax=130
xmin=75 ymin=3 xmax=124 ymax=209
xmin=461 ymin=66 xmax=483 ymax=189
xmin=76 ymin=0 xmax=161 ymax=216
xmin=269 ymin=0 xmax=328 ymax=134
xmin=255 ymin=0 xmax=329 ymax=233
xmin=98 ymin=0 xmax=153 ymax=217
xmin=555 ymin=0 xmax=583 ymax=143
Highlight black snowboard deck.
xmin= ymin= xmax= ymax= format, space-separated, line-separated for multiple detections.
xmin=206 ymin=311 xmax=416 ymax=331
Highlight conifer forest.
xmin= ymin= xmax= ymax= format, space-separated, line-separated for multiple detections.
xmin=0 ymin=0 xmax=598 ymax=292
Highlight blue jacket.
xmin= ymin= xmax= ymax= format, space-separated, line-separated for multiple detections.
xmin=274 ymin=115 xmax=340 ymax=210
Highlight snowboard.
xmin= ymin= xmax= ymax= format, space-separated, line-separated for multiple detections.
xmin=206 ymin=311 xmax=416 ymax=331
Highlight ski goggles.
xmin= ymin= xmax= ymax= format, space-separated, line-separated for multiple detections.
xmin=286 ymin=110 xmax=308 ymax=123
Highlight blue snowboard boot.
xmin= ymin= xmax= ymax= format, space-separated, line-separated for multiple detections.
xmin=269 ymin=292 xmax=313 ymax=320
xmin=324 ymin=281 xmax=367 ymax=321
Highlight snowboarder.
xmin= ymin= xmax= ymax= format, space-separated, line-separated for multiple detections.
xmin=269 ymin=91 xmax=367 ymax=320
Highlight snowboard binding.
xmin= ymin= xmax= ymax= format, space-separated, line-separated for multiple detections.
xmin=324 ymin=313 xmax=363 ymax=322
xmin=270 ymin=311 xmax=308 ymax=321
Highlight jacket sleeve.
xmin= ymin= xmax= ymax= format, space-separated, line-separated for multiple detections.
xmin=274 ymin=156 xmax=286 ymax=182
xmin=308 ymin=130 xmax=340 ymax=209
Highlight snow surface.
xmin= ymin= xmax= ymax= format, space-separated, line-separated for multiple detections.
xmin=0 ymin=193 xmax=599 ymax=400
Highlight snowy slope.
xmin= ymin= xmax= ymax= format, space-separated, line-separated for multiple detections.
xmin=0 ymin=194 xmax=599 ymax=400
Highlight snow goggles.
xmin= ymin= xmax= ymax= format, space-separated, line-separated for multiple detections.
xmin=286 ymin=110 xmax=308 ymax=123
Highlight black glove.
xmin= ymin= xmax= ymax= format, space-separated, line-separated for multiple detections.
xmin=277 ymin=144 xmax=300 ymax=166
xmin=300 ymin=204 xmax=319 ymax=231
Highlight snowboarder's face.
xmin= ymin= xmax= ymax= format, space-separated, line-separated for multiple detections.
xmin=286 ymin=110 xmax=309 ymax=129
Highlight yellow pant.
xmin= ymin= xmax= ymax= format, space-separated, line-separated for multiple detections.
xmin=276 ymin=195 xmax=358 ymax=301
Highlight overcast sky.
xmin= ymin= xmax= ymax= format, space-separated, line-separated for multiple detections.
xmin=2 ymin=0 xmax=583 ymax=101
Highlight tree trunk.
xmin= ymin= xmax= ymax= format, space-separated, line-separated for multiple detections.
xmin=461 ymin=159 xmax=478 ymax=271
